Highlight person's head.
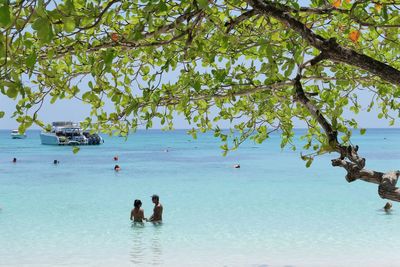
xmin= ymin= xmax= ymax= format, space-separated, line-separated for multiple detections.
xmin=134 ymin=199 xmax=142 ymax=209
xmin=151 ymin=194 xmax=159 ymax=204
xmin=384 ymin=202 xmax=392 ymax=211
xmin=12 ymin=158 xmax=16 ymax=163
xmin=114 ymin=164 xmax=120 ymax=171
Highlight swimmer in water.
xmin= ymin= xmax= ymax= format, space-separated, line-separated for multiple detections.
xmin=114 ymin=165 xmax=121 ymax=171
xmin=384 ymin=202 xmax=392 ymax=212
xmin=113 ymin=156 xmax=119 ymax=161
xmin=148 ymin=194 xmax=163 ymax=222
xmin=233 ymin=164 xmax=240 ymax=168
xmin=12 ymin=158 xmax=17 ymax=163
xmin=53 ymin=160 xmax=59 ymax=164
xmin=130 ymin=199 xmax=146 ymax=223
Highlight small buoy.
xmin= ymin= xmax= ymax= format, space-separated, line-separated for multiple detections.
xmin=233 ymin=164 xmax=240 ymax=169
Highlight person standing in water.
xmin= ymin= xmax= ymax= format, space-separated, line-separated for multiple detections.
xmin=148 ymin=194 xmax=163 ymax=222
xmin=130 ymin=199 xmax=146 ymax=223
xmin=384 ymin=202 xmax=392 ymax=212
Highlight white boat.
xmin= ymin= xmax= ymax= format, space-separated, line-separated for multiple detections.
xmin=40 ymin=121 xmax=103 ymax=145
xmin=11 ymin=130 xmax=27 ymax=139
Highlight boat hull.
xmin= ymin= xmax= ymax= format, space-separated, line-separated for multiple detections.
xmin=40 ymin=133 xmax=60 ymax=145
xmin=11 ymin=134 xmax=27 ymax=139
xmin=40 ymin=132 xmax=103 ymax=145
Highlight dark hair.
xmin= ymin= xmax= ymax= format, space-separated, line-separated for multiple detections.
xmin=151 ymin=194 xmax=159 ymax=201
xmin=134 ymin=199 xmax=142 ymax=208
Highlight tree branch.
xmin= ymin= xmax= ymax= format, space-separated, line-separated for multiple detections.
xmin=225 ymin=9 xmax=257 ymax=33
xmin=246 ymin=0 xmax=400 ymax=86
xmin=293 ymin=74 xmax=400 ymax=201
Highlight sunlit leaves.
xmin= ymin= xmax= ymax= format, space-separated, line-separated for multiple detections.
xmin=63 ymin=17 xmax=76 ymax=33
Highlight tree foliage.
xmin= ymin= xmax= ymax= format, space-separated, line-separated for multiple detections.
xmin=1 ymin=0 xmax=400 ymax=199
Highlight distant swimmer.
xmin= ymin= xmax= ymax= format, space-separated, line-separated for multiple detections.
xmin=114 ymin=165 xmax=121 ymax=171
xmin=114 ymin=156 xmax=119 ymax=161
xmin=12 ymin=158 xmax=17 ymax=163
xmin=130 ymin=199 xmax=146 ymax=223
xmin=148 ymin=194 xmax=163 ymax=222
xmin=384 ymin=202 xmax=392 ymax=212
xmin=233 ymin=164 xmax=240 ymax=168
xmin=53 ymin=160 xmax=59 ymax=164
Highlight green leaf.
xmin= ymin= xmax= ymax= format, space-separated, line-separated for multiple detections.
xmin=26 ymin=51 xmax=37 ymax=70
xmin=360 ymin=128 xmax=366 ymax=135
xmin=103 ymin=49 xmax=114 ymax=69
xmin=197 ymin=0 xmax=208 ymax=9
xmin=305 ymin=158 xmax=313 ymax=168
xmin=6 ymin=87 xmax=17 ymax=98
xmin=72 ymin=146 xmax=80 ymax=154
xmin=0 ymin=111 xmax=4 ymax=118
xmin=35 ymin=0 xmax=46 ymax=17
xmin=32 ymin=17 xmax=54 ymax=44
xmin=0 ymin=4 xmax=11 ymax=27
xmin=63 ymin=17 xmax=75 ymax=33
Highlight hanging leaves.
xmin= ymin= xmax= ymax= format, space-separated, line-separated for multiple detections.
xmin=0 ymin=0 xmax=399 ymax=165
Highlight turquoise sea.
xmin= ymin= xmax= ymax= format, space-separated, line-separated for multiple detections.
xmin=0 ymin=129 xmax=399 ymax=267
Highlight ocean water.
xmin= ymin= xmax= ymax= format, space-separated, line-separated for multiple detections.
xmin=0 ymin=129 xmax=399 ymax=267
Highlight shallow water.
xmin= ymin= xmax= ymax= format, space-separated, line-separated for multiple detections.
xmin=0 ymin=129 xmax=399 ymax=266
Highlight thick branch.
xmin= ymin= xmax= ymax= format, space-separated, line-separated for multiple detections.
xmin=247 ymin=0 xmax=400 ymax=86
xmin=293 ymin=75 xmax=338 ymax=147
xmin=294 ymin=75 xmax=365 ymax=166
xmin=292 ymin=75 xmax=400 ymax=201
xmin=331 ymin=158 xmax=383 ymax=184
